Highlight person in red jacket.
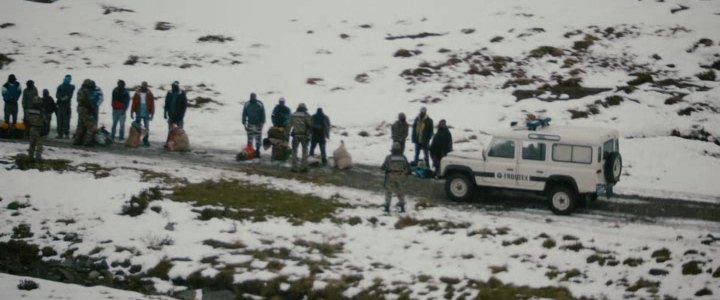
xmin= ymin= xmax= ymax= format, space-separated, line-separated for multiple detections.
xmin=130 ymin=81 xmax=155 ymax=147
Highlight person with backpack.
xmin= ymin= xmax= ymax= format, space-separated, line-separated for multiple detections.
xmin=40 ymin=89 xmax=57 ymax=137
xmin=381 ymin=142 xmax=411 ymax=213
xmin=73 ymin=79 xmax=96 ymax=147
xmin=391 ymin=112 xmax=409 ymax=154
xmin=271 ymin=97 xmax=291 ymax=139
xmin=24 ymin=84 xmax=46 ymax=161
xmin=110 ymin=80 xmax=130 ymax=140
xmin=131 ymin=81 xmax=155 ymax=147
xmin=2 ymin=74 xmax=22 ymax=125
xmin=309 ymin=107 xmax=331 ymax=164
xmin=164 ymin=81 xmax=187 ymax=130
xmin=411 ymin=107 xmax=434 ymax=167
xmin=55 ymin=74 xmax=75 ymax=139
xmin=289 ymin=103 xmax=312 ymax=172
xmin=242 ymin=93 xmax=265 ymax=157
xmin=429 ymin=119 xmax=453 ymax=174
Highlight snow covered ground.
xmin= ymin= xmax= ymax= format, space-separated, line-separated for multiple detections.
xmin=1 ymin=0 xmax=720 ymax=298
xmin=1 ymin=142 xmax=719 ymax=299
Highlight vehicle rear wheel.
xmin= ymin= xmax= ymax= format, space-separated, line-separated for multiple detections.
xmin=604 ymin=152 xmax=622 ymax=183
xmin=547 ymin=186 xmax=576 ymax=215
xmin=445 ymin=173 xmax=475 ymax=202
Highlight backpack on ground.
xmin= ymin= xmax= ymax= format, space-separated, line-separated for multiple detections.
xmin=333 ymin=140 xmax=353 ymax=169
xmin=94 ymin=126 xmax=113 ymax=146
xmin=126 ymin=122 xmax=144 ymax=148
xmin=236 ymin=144 xmax=257 ymax=161
xmin=166 ymin=126 xmax=190 ymax=152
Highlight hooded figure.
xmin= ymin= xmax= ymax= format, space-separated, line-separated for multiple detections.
xmin=111 ymin=79 xmax=130 ymax=140
xmin=73 ymin=79 xmax=97 ymax=147
xmin=429 ymin=119 xmax=453 ymax=173
xmin=22 ymin=80 xmax=40 ymax=120
xmin=41 ymin=89 xmax=57 ymax=137
xmin=271 ymin=97 xmax=291 ymax=129
xmin=289 ymin=103 xmax=312 ymax=172
xmin=242 ymin=92 xmax=266 ymax=156
xmin=24 ymin=83 xmax=45 ymax=160
xmin=381 ymin=142 xmax=411 ymax=213
xmin=411 ymin=107 xmax=433 ymax=167
xmin=391 ymin=112 xmax=409 ymax=153
xmin=164 ymin=81 xmax=188 ymax=130
xmin=309 ymin=107 xmax=331 ymax=164
xmin=55 ymin=74 xmax=75 ymax=138
xmin=3 ymin=74 xmax=22 ymax=124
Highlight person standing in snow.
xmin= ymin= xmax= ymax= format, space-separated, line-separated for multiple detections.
xmin=381 ymin=142 xmax=411 ymax=213
xmin=271 ymin=97 xmax=291 ymax=139
xmin=91 ymin=82 xmax=104 ymax=127
xmin=24 ymin=84 xmax=46 ymax=161
xmin=55 ymin=74 xmax=75 ymax=139
xmin=309 ymin=107 xmax=331 ymax=164
xmin=110 ymin=80 xmax=130 ymax=140
xmin=164 ymin=81 xmax=188 ymax=129
xmin=2 ymin=74 xmax=22 ymax=125
xmin=429 ymin=119 xmax=453 ymax=174
xmin=40 ymin=89 xmax=57 ymax=137
xmin=411 ymin=107 xmax=433 ymax=167
xmin=73 ymin=79 xmax=96 ymax=147
xmin=289 ymin=103 xmax=312 ymax=172
xmin=131 ymin=81 xmax=155 ymax=147
xmin=391 ymin=112 xmax=409 ymax=154
xmin=242 ymin=93 xmax=265 ymax=157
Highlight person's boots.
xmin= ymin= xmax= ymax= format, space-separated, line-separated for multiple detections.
xmin=383 ymin=204 xmax=390 ymax=213
xmin=398 ymin=204 xmax=406 ymax=213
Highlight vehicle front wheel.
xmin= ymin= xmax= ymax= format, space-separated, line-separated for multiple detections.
xmin=445 ymin=173 xmax=475 ymax=202
xmin=547 ymin=186 xmax=576 ymax=215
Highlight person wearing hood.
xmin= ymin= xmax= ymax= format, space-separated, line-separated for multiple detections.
xmin=241 ymin=92 xmax=265 ymax=157
xmin=381 ymin=142 xmax=411 ymax=213
xmin=164 ymin=81 xmax=188 ymax=130
xmin=271 ymin=97 xmax=291 ymax=137
xmin=288 ymin=103 xmax=312 ymax=172
xmin=41 ymin=89 xmax=57 ymax=137
xmin=411 ymin=107 xmax=434 ymax=167
xmin=110 ymin=80 xmax=130 ymax=140
xmin=309 ymin=107 xmax=331 ymax=164
xmin=55 ymin=74 xmax=75 ymax=139
xmin=24 ymin=82 xmax=46 ymax=161
xmin=73 ymin=79 xmax=97 ymax=147
xmin=391 ymin=112 xmax=409 ymax=154
xmin=429 ymin=119 xmax=453 ymax=173
xmin=2 ymin=74 xmax=22 ymax=125
xmin=131 ymin=81 xmax=155 ymax=147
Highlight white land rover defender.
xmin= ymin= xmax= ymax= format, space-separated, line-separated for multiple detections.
xmin=439 ymin=123 xmax=622 ymax=215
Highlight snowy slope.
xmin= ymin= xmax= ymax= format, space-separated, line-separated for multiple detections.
xmin=1 ymin=0 xmax=720 ymax=199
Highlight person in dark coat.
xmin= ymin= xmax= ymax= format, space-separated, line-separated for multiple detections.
xmin=21 ymin=80 xmax=39 ymax=123
xmin=164 ymin=81 xmax=188 ymax=129
xmin=242 ymin=93 xmax=266 ymax=157
xmin=309 ymin=107 xmax=331 ymax=164
xmin=2 ymin=74 xmax=22 ymax=125
xmin=110 ymin=80 xmax=130 ymax=140
xmin=429 ymin=119 xmax=453 ymax=173
xmin=73 ymin=79 xmax=96 ymax=147
xmin=55 ymin=75 xmax=75 ymax=138
xmin=411 ymin=107 xmax=433 ymax=167
xmin=41 ymin=89 xmax=57 ymax=137
xmin=271 ymin=97 xmax=291 ymax=130
xmin=391 ymin=112 xmax=409 ymax=154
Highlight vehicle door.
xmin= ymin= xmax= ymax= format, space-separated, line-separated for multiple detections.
xmin=516 ymin=141 xmax=548 ymax=191
xmin=481 ymin=138 xmax=519 ymax=188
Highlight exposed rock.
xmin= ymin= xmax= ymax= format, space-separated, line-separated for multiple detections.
xmin=0 ymin=23 xmax=15 ymax=29
xmin=394 ymin=49 xmax=421 ymax=58
xmin=197 ymin=35 xmax=234 ymax=43
xmin=648 ymin=268 xmax=669 ymax=276
xmin=385 ymin=32 xmax=447 ymax=40
xmin=155 ymin=22 xmax=174 ymax=31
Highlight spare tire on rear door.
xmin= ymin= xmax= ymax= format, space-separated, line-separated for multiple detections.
xmin=604 ymin=152 xmax=622 ymax=183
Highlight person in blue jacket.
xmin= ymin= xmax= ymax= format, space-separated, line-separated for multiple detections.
xmin=110 ymin=80 xmax=130 ymax=140
xmin=242 ymin=93 xmax=266 ymax=157
xmin=2 ymin=74 xmax=22 ymax=125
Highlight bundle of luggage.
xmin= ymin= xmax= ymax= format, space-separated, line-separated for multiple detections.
xmin=333 ymin=140 xmax=353 ymax=169
xmin=0 ymin=122 xmax=27 ymax=139
xmin=262 ymin=126 xmax=290 ymax=161
xmin=165 ymin=125 xmax=190 ymax=152
xmin=236 ymin=144 xmax=258 ymax=161
xmin=94 ymin=126 xmax=113 ymax=146
xmin=126 ymin=121 xmax=145 ymax=148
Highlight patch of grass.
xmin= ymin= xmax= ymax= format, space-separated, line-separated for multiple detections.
xmin=682 ymin=260 xmax=703 ymax=275
xmin=627 ymin=73 xmax=653 ymax=86
xmin=7 ymin=201 xmax=30 ymax=210
xmin=346 ymin=216 xmax=362 ymax=226
xmin=560 ymin=242 xmax=583 ymax=252
xmin=244 ymin=248 xmax=292 ymax=261
xmin=623 ymin=257 xmax=644 ymax=267
xmin=572 ymin=34 xmax=599 ymax=51
xmin=625 ymin=278 xmax=659 ymax=293
xmin=469 ymin=277 xmax=574 ymax=300
xmin=713 ymin=266 xmax=720 ymax=278
xmin=696 ymin=70 xmax=716 ymax=81
xmin=197 ymin=35 xmax=233 ymax=43
xmin=568 ymin=109 xmax=589 ymax=119
xmin=586 ymin=254 xmax=617 ymax=266
xmin=651 ymin=248 xmax=671 ymax=263
xmin=146 ymin=258 xmax=173 ymax=280
xmin=695 ymin=287 xmax=713 ymax=297
xmin=529 ymin=46 xmax=564 ymax=58
xmin=203 ymin=239 xmax=245 ymax=249
xmin=294 ymin=239 xmax=343 ymax=258
xmin=394 ymin=217 xmax=470 ymax=231
xmin=17 ymin=279 xmax=39 ymax=291
xmin=561 ymin=269 xmax=582 ymax=281
xmin=12 ymin=224 xmax=33 ymax=239
xmin=171 ymin=180 xmax=347 ymax=225
xmin=490 ymin=265 xmax=508 ymax=274
xmin=490 ymin=36 xmax=504 ymax=43
xmin=664 ymin=95 xmax=684 ymax=105
xmin=604 ymin=95 xmax=623 ymax=106
xmin=502 ymin=237 xmax=528 ymax=247
xmin=14 ymin=155 xmax=72 ymax=171
xmin=121 ymin=187 xmax=162 ymax=217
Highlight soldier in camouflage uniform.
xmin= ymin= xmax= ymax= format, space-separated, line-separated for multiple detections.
xmin=23 ymin=81 xmax=45 ymax=161
xmin=381 ymin=142 xmax=411 ymax=213
xmin=73 ymin=79 xmax=97 ymax=147
xmin=289 ymin=103 xmax=312 ymax=172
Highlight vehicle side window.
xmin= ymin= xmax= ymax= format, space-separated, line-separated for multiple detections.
xmin=553 ymin=144 xmax=592 ymax=164
xmin=603 ymin=139 xmax=614 ymax=159
xmin=522 ymin=141 xmax=546 ymax=161
xmin=488 ymin=139 xmax=515 ymax=159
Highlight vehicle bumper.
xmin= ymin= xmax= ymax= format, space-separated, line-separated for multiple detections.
xmin=596 ymin=183 xmax=614 ymax=198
